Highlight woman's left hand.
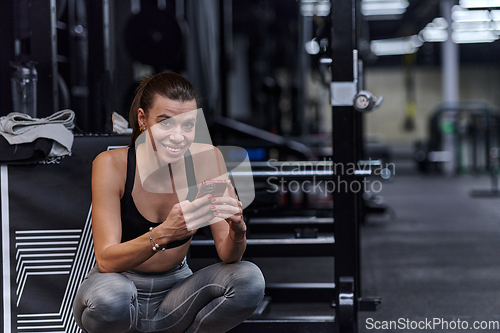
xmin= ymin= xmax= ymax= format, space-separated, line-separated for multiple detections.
xmin=210 ymin=182 xmax=246 ymax=232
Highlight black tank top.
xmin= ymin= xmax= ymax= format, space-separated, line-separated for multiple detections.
xmin=120 ymin=147 xmax=198 ymax=248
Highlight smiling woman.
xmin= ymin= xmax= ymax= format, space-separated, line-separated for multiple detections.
xmin=72 ymin=72 xmax=264 ymax=333
xmin=140 ymin=103 xmax=198 ymax=166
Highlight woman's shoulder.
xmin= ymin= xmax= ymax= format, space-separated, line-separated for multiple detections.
xmin=92 ymin=147 xmax=129 ymax=196
xmin=93 ymin=147 xmax=129 ymax=174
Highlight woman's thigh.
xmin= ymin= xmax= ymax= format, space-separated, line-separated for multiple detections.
xmin=141 ymin=261 xmax=265 ymax=333
xmin=73 ymin=267 xmax=138 ymax=333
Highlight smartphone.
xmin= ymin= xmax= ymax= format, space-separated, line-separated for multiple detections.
xmin=196 ymin=180 xmax=228 ymax=199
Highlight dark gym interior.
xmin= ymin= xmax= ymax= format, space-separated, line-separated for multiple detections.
xmin=2 ymin=0 xmax=500 ymax=332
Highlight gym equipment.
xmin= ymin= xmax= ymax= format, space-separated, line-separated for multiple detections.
xmin=416 ymin=101 xmax=500 ymax=174
xmin=353 ymin=90 xmax=383 ymax=112
xmin=189 ymin=156 xmax=384 ymax=332
xmin=470 ymin=147 xmax=500 ymax=197
xmin=330 ymin=1 xmax=382 ymax=331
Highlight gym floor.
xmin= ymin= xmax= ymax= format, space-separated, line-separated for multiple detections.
xmin=359 ymin=161 xmax=500 ymax=332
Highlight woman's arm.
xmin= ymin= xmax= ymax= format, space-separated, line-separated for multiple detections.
xmin=91 ymin=151 xmax=158 ymax=273
xmin=209 ymin=183 xmax=247 ymax=263
xmin=91 ymin=151 xmax=199 ymax=273
xmin=210 ymin=216 xmax=247 ymax=264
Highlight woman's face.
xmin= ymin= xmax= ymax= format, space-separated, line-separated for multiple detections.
xmin=139 ymin=95 xmax=198 ymax=164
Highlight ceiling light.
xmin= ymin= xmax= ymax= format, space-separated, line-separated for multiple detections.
xmin=494 ymin=21 xmax=500 ymax=33
xmin=370 ymin=35 xmax=422 ymax=56
xmin=460 ymin=0 xmax=500 ymax=9
xmin=418 ymin=17 xmax=449 ymax=42
xmin=452 ymin=30 xmax=499 ymax=43
xmin=452 ymin=7 xmax=490 ymax=22
xmin=420 ymin=27 xmax=448 ymax=42
xmin=418 ymin=5 xmax=500 ymax=44
xmin=432 ymin=17 xmax=449 ymax=29
xmin=491 ymin=10 xmax=500 ymax=20
xmin=300 ymin=0 xmax=331 ymax=16
xmin=362 ymin=7 xmax=407 ymax=16
xmin=361 ymin=0 xmax=409 ymax=16
xmin=452 ymin=21 xmax=492 ymax=31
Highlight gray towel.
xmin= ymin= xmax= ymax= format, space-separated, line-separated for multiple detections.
xmin=0 ymin=109 xmax=75 ymax=135
xmin=0 ymin=110 xmax=75 ymax=158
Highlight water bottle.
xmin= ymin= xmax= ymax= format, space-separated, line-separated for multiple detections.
xmin=11 ymin=62 xmax=38 ymax=118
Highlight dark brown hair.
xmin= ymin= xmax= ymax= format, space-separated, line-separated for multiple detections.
xmin=129 ymin=72 xmax=197 ymax=144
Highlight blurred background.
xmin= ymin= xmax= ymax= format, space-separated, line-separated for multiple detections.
xmin=2 ymin=0 xmax=500 ymax=332
xmin=3 ymin=0 xmax=500 ymax=170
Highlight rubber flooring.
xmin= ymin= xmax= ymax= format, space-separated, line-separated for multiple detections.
xmin=359 ymin=174 xmax=500 ymax=332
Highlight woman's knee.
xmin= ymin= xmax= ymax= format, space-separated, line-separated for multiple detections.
xmin=73 ymin=272 xmax=137 ymax=333
xmin=226 ymin=261 xmax=265 ymax=307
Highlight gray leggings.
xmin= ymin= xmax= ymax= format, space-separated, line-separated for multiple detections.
xmin=72 ymin=260 xmax=265 ymax=333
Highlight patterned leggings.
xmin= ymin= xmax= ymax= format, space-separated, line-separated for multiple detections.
xmin=72 ymin=260 xmax=265 ymax=333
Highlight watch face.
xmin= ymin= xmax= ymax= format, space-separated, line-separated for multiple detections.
xmin=356 ymin=96 xmax=370 ymax=109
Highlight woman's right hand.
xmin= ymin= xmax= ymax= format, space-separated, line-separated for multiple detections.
xmin=154 ymin=195 xmax=214 ymax=244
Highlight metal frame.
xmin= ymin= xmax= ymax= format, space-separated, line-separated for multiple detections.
xmin=67 ymin=0 xmax=90 ymax=131
xmin=331 ymin=0 xmax=363 ymax=332
xmin=86 ymin=0 xmax=115 ymax=133
xmin=27 ymin=0 xmax=59 ymax=117
xmin=0 ymin=1 xmax=15 ymax=116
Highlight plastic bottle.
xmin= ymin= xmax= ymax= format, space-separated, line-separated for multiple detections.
xmin=11 ymin=62 xmax=38 ymax=118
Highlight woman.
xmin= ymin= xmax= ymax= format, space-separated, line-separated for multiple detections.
xmin=73 ymin=72 xmax=265 ymax=333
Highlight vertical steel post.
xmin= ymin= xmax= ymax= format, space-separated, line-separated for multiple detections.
xmin=441 ymin=0 xmax=459 ymax=175
xmin=441 ymin=0 xmax=459 ymax=104
xmin=68 ymin=0 xmax=90 ymax=131
xmin=331 ymin=0 xmax=361 ymax=332
xmin=30 ymin=0 xmax=58 ymax=117
xmin=86 ymin=0 xmax=115 ymax=133
xmin=0 ymin=0 xmax=15 ymax=116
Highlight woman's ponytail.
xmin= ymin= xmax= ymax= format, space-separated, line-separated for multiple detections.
xmin=129 ymin=77 xmax=152 ymax=146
